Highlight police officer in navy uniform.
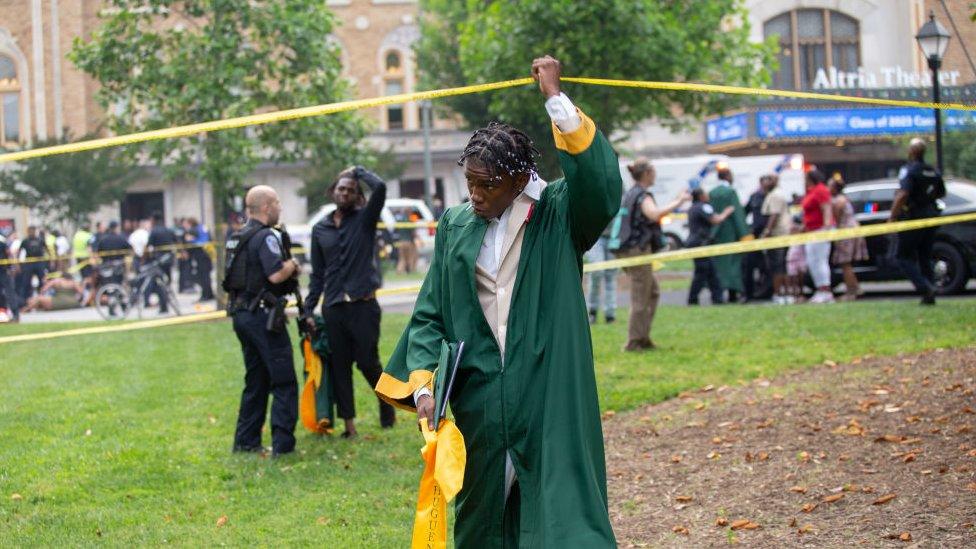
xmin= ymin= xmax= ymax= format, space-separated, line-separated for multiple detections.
xmin=890 ymin=138 xmax=946 ymax=306
xmin=225 ymin=185 xmax=301 ymax=456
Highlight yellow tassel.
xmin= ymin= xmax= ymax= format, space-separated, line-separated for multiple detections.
xmin=412 ymin=419 xmax=466 ymax=549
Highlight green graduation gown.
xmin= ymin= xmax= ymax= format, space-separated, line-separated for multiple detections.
xmin=376 ymin=112 xmax=620 ymax=548
xmin=707 ymin=183 xmax=748 ymax=293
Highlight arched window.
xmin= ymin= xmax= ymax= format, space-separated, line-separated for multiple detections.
xmin=764 ymin=9 xmax=860 ymax=90
xmin=0 ymin=54 xmax=20 ymax=145
xmin=383 ymin=50 xmax=405 ymax=130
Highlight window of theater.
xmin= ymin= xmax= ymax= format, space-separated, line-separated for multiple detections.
xmin=764 ymin=9 xmax=860 ymax=90
xmin=384 ymin=50 xmax=405 ymax=130
xmin=0 ymin=55 xmax=20 ymax=146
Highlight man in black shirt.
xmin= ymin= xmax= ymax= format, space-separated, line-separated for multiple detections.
xmin=304 ymin=166 xmax=395 ymax=437
xmin=742 ymin=176 xmax=773 ymax=301
xmin=95 ymin=221 xmax=131 ymax=286
xmin=890 ymin=138 xmax=945 ymax=305
xmin=17 ymin=225 xmax=49 ymax=301
xmin=147 ymin=213 xmax=178 ymax=314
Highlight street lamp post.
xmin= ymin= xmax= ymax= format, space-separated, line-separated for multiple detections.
xmin=915 ymin=10 xmax=951 ymax=174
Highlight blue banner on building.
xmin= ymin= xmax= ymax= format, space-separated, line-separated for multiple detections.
xmin=756 ymin=107 xmax=976 ymax=139
xmin=705 ymin=113 xmax=748 ymax=145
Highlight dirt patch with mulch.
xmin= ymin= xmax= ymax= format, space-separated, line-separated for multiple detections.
xmin=605 ymin=347 xmax=976 ymax=547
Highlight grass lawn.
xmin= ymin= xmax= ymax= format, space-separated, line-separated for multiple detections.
xmin=1 ymin=300 xmax=973 ymax=546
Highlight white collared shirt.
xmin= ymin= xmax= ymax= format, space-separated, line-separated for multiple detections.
xmin=476 ymin=174 xmax=544 ymax=277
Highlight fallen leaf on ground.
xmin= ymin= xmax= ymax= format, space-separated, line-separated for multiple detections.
xmin=873 ymin=494 xmax=897 ymax=505
xmin=899 ymin=532 xmax=912 ymax=541
xmin=10 ymin=493 xmax=22 ymax=501
xmin=874 ymin=434 xmax=906 ymax=443
xmin=730 ymin=519 xmax=760 ymax=530
xmin=216 ymin=515 xmax=228 ymax=527
xmin=707 ymin=451 xmax=721 ymax=460
xmin=670 ymin=455 xmax=682 ymax=463
xmin=967 ymin=482 xmax=976 ymax=491
xmin=790 ymin=486 xmax=808 ymax=494
xmin=802 ymin=503 xmax=818 ymax=513
xmin=316 ymin=516 xmax=330 ymax=526
xmin=715 ymin=517 xmax=728 ymax=527
xmin=822 ymin=494 xmax=845 ymax=503
xmin=675 ymin=495 xmax=693 ymax=503
xmin=798 ymin=524 xmax=815 ymax=534
xmin=903 ymin=453 xmax=917 ymax=463
xmin=672 ymin=525 xmax=689 ymax=535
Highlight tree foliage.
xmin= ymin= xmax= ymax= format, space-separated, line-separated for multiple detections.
xmin=70 ymin=0 xmax=372 ymax=218
xmin=943 ymin=125 xmax=976 ymax=181
xmin=415 ymin=0 xmax=776 ymax=177
xmin=0 ymin=135 xmax=140 ymax=229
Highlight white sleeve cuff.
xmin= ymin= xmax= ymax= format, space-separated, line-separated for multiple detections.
xmin=413 ymin=386 xmax=433 ymax=406
xmin=545 ymin=92 xmax=581 ymax=133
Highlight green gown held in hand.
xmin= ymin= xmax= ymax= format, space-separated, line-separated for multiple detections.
xmin=707 ymin=183 xmax=748 ymax=293
xmin=376 ymin=111 xmax=620 ymax=548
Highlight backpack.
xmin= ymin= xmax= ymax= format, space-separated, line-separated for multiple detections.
xmin=608 ymin=188 xmax=664 ymax=252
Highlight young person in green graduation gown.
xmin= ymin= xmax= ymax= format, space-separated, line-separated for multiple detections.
xmin=375 ymin=56 xmax=620 ymax=548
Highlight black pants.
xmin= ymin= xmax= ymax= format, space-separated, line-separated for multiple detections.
xmin=178 ymin=256 xmax=193 ymax=291
xmin=145 ymin=263 xmax=172 ymax=312
xmin=232 ymin=308 xmax=298 ymax=454
xmin=896 ymin=226 xmax=936 ymax=295
xmin=191 ymin=248 xmax=214 ymax=300
xmin=742 ymin=250 xmax=771 ymax=300
xmin=0 ymin=269 xmax=19 ymax=320
xmin=323 ymin=299 xmax=395 ymax=425
xmin=17 ymin=262 xmax=46 ymax=301
xmin=689 ymin=257 xmax=724 ymax=305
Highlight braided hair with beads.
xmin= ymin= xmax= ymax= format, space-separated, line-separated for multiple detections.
xmin=457 ymin=122 xmax=540 ymax=183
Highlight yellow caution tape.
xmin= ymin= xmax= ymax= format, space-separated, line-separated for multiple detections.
xmin=3 ymin=211 xmax=973 ymax=345
xmin=560 ymin=77 xmax=976 ymax=112
xmin=1 ymin=76 xmax=973 ymax=164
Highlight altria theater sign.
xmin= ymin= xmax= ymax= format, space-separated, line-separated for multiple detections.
xmin=812 ymin=65 xmax=963 ymax=89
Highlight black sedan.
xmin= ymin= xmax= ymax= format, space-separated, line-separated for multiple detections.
xmin=835 ymin=178 xmax=976 ymax=294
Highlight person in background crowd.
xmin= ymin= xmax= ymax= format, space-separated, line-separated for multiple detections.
xmin=94 ymin=221 xmax=131 ymax=286
xmin=17 ymin=226 xmax=48 ymax=302
xmin=121 ymin=219 xmax=135 ymax=239
xmin=21 ymin=273 xmax=86 ymax=313
xmin=431 ymin=197 xmax=445 ymax=220
xmin=686 ymin=188 xmax=734 ymax=305
xmin=52 ymin=230 xmax=71 ymax=273
xmin=618 ymin=158 xmax=688 ymax=351
xmin=742 ymin=176 xmax=772 ymax=301
xmin=43 ymin=228 xmax=56 ymax=268
xmin=801 ymin=169 xmax=835 ymax=304
xmin=183 ymin=217 xmax=215 ymax=302
xmin=128 ymin=219 xmax=151 ymax=268
xmin=394 ymin=211 xmax=420 ymax=274
xmin=829 ymin=175 xmax=868 ymax=301
xmin=147 ymin=213 xmax=178 ymax=314
xmin=304 ymin=166 xmax=396 ymax=437
xmin=584 ymin=221 xmax=618 ymax=324
xmin=173 ymin=218 xmax=193 ymax=293
xmin=890 ymin=137 xmax=945 ymax=305
xmin=759 ymin=174 xmax=793 ymax=304
xmin=72 ymin=223 xmax=95 ymax=298
xmin=710 ymin=168 xmax=750 ymax=303
xmin=91 ymin=221 xmax=105 ymax=251
xmin=0 ymin=231 xmax=19 ymax=322
xmin=785 ymin=216 xmax=807 ymax=304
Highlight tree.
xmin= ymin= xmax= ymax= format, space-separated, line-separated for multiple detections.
xmin=70 ymin=0 xmax=372 ymax=220
xmin=415 ymin=0 xmax=776 ymax=177
xmin=0 ymin=134 xmax=140 ymax=230
xmin=943 ymin=124 xmax=976 ymax=181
